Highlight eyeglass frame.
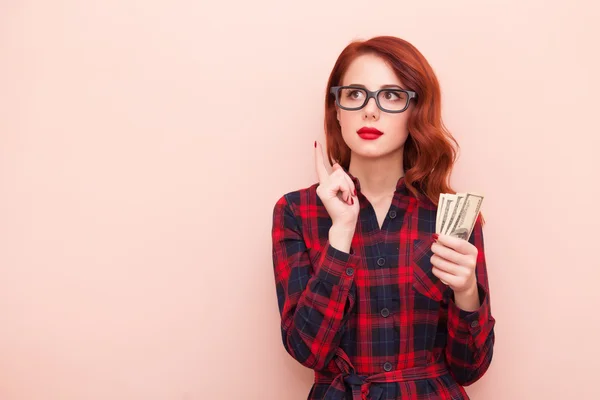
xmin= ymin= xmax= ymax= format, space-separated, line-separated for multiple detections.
xmin=330 ymin=85 xmax=418 ymax=113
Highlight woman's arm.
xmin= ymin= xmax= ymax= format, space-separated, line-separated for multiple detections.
xmin=271 ymin=194 xmax=360 ymax=371
xmin=443 ymin=217 xmax=496 ymax=385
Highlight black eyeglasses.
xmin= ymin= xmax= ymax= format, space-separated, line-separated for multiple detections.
xmin=330 ymin=85 xmax=418 ymax=113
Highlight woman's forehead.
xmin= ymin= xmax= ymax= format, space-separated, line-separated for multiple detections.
xmin=342 ymin=54 xmax=403 ymax=87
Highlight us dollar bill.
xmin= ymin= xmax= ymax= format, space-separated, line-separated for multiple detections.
xmin=436 ymin=192 xmax=484 ymax=240
xmin=443 ymin=193 xmax=467 ymax=236
xmin=437 ymin=194 xmax=455 ymax=234
xmin=436 ymin=194 xmax=447 ymax=233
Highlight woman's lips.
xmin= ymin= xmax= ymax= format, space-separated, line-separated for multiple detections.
xmin=358 ymin=133 xmax=382 ymax=140
xmin=357 ymin=127 xmax=383 ymax=140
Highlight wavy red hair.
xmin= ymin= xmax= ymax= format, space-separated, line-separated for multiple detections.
xmin=323 ymin=36 xmax=485 ymax=226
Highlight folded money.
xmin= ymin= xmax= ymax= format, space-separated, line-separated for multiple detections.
xmin=436 ymin=192 xmax=484 ymax=240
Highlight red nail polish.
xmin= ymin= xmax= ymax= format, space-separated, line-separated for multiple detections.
xmin=314 ymin=141 xmax=316 ymax=148
xmin=353 ymin=188 xmax=357 ymax=196
xmin=432 ymin=233 xmax=439 ymax=241
xmin=350 ymin=197 xmax=354 ymax=205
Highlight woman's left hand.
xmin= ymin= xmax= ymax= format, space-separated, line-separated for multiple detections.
xmin=430 ymin=234 xmax=478 ymax=293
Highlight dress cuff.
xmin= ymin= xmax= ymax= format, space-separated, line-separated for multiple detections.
xmin=447 ymin=282 xmax=494 ymax=343
xmin=315 ymin=241 xmax=361 ymax=286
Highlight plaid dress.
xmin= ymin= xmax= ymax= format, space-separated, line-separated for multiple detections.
xmin=271 ymin=170 xmax=495 ymax=400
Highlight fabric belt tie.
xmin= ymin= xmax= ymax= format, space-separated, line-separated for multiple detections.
xmin=314 ymin=348 xmax=448 ymax=400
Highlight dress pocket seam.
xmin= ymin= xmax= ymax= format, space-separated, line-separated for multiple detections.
xmin=411 ymin=237 xmax=449 ymax=302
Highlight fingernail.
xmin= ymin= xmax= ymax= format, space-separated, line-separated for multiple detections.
xmin=432 ymin=233 xmax=439 ymax=241
xmin=350 ymin=197 xmax=354 ymax=205
xmin=314 ymin=141 xmax=316 ymax=148
xmin=353 ymin=188 xmax=357 ymax=196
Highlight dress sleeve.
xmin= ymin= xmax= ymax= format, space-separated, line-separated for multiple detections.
xmin=444 ymin=215 xmax=496 ymax=385
xmin=271 ymin=194 xmax=360 ymax=370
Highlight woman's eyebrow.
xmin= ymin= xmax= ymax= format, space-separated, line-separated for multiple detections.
xmin=348 ymin=83 xmax=404 ymax=89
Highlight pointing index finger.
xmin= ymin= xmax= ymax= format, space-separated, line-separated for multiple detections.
xmin=314 ymin=141 xmax=329 ymax=182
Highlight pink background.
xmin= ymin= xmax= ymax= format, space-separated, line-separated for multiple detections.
xmin=1 ymin=1 xmax=598 ymax=399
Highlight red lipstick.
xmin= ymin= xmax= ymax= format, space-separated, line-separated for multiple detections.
xmin=357 ymin=126 xmax=383 ymax=140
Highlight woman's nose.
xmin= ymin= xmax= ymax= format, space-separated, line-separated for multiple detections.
xmin=363 ymin=98 xmax=379 ymax=118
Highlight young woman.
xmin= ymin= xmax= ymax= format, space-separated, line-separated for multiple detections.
xmin=271 ymin=36 xmax=495 ymax=400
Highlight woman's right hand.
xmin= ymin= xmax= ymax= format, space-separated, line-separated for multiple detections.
xmin=314 ymin=141 xmax=360 ymax=228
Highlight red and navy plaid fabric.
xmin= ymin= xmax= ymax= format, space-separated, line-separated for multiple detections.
xmin=271 ymin=170 xmax=495 ymax=400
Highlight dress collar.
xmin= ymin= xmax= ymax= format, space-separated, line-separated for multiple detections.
xmin=342 ymin=166 xmax=409 ymax=195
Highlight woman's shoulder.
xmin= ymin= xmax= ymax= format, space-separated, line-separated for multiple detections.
xmin=272 ymin=182 xmax=320 ymax=215
xmin=417 ymin=194 xmax=437 ymax=211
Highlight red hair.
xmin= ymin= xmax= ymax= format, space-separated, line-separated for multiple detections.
xmin=323 ymin=36 xmax=485 ymax=226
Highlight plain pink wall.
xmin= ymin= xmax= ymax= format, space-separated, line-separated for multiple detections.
xmin=1 ymin=1 xmax=598 ymax=399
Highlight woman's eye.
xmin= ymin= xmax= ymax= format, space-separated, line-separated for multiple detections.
xmin=384 ymin=91 xmax=406 ymax=101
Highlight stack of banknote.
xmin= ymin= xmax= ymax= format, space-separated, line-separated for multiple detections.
xmin=436 ymin=193 xmax=484 ymax=240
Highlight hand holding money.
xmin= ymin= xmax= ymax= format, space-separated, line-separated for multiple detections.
xmin=430 ymin=233 xmax=479 ymax=294
xmin=431 ymin=192 xmax=484 ymax=287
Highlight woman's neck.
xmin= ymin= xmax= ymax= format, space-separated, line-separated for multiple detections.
xmin=348 ymin=150 xmax=404 ymax=199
